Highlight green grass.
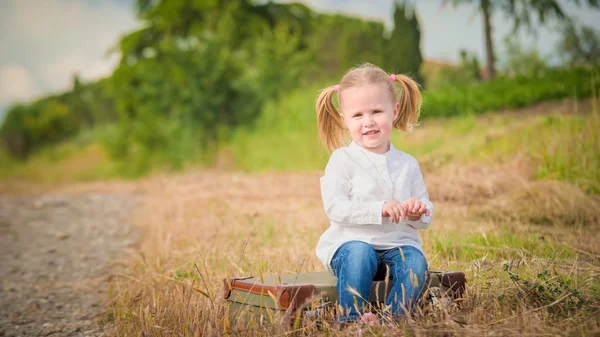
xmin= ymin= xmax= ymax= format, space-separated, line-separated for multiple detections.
xmin=422 ymin=66 xmax=600 ymax=118
xmin=2 ymin=75 xmax=598 ymax=192
xmin=0 ymin=126 xmax=120 ymax=183
xmin=465 ymin=111 xmax=600 ymax=193
xmin=3 ymin=66 xmax=598 ymax=180
xmin=226 ymin=82 xmax=599 ymax=196
xmin=229 ymin=83 xmax=330 ymax=172
xmin=423 ymin=229 xmax=575 ymax=264
xmin=226 ymin=84 xmax=486 ymax=172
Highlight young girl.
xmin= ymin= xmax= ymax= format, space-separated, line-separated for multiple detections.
xmin=315 ymin=63 xmax=432 ymax=322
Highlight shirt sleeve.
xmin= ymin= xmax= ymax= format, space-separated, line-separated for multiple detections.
xmin=320 ymin=151 xmax=385 ymax=226
xmin=406 ymin=160 xmax=434 ymax=229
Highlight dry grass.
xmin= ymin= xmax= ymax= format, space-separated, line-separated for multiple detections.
xmin=486 ymin=180 xmax=600 ymax=227
xmin=21 ymin=99 xmax=587 ymax=336
xmin=107 ymin=168 xmax=600 ymax=335
xmin=0 ymin=174 xmax=147 ymax=195
xmin=426 ymin=156 xmax=535 ymax=205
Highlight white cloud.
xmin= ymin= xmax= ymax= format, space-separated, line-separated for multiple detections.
xmin=0 ymin=64 xmax=41 ymax=103
xmin=0 ymin=0 xmax=139 ymax=109
xmin=38 ymin=53 xmax=122 ymax=92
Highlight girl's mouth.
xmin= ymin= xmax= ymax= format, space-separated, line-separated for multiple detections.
xmin=363 ymin=130 xmax=379 ymax=136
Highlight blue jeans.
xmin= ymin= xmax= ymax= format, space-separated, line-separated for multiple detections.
xmin=331 ymin=241 xmax=428 ymax=322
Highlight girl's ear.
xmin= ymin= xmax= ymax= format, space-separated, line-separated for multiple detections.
xmin=393 ymin=102 xmax=400 ymax=120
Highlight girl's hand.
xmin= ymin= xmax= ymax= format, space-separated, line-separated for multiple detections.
xmin=403 ymin=197 xmax=430 ymax=221
xmin=382 ymin=200 xmax=406 ymax=223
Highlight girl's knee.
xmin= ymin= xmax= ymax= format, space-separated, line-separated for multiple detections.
xmin=333 ymin=241 xmax=377 ymax=274
xmin=403 ymin=247 xmax=428 ymax=274
xmin=405 ymin=253 xmax=428 ymax=300
xmin=389 ymin=247 xmax=428 ymax=292
xmin=346 ymin=241 xmax=377 ymax=268
xmin=409 ymin=258 xmax=428 ymax=280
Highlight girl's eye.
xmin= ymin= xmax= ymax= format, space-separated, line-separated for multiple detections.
xmin=373 ymin=110 xmax=381 ymax=114
xmin=353 ymin=114 xmax=362 ymax=118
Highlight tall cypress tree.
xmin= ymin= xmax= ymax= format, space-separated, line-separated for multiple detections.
xmin=386 ymin=1 xmax=424 ymax=86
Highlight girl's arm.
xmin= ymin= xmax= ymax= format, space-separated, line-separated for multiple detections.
xmin=320 ymin=151 xmax=385 ymax=226
xmin=406 ymin=161 xmax=434 ymax=229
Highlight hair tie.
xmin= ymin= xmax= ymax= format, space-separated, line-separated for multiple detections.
xmin=390 ymin=74 xmax=397 ymax=82
xmin=333 ymin=84 xmax=340 ymax=92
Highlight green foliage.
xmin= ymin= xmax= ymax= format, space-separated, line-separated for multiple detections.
xmin=422 ymin=66 xmax=598 ymax=118
xmin=0 ymin=126 xmax=119 ymax=183
xmin=107 ymin=3 xmax=310 ymax=176
xmin=385 ymin=1 xmax=424 ymax=84
xmin=305 ymin=14 xmax=387 ymax=79
xmin=0 ymin=0 xmax=425 ymax=173
xmin=230 ymin=82 xmax=329 ymax=172
xmin=502 ymin=36 xmax=548 ymax=76
xmin=108 ymin=17 xmax=238 ymax=175
xmin=106 ymin=0 xmax=419 ymax=175
xmin=557 ymin=23 xmax=600 ymax=66
xmin=174 ymin=268 xmax=200 ymax=282
xmin=427 ymin=49 xmax=482 ymax=90
xmin=0 ymin=99 xmax=80 ymax=158
xmin=503 ymin=264 xmax=586 ymax=318
xmin=0 ymin=76 xmax=118 ymax=159
xmin=229 ymin=66 xmax=600 ymax=188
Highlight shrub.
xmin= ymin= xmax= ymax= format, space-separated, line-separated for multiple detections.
xmin=0 ymin=99 xmax=79 ymax=158
xmin=422 ymin=66 xmax=599 ymax=118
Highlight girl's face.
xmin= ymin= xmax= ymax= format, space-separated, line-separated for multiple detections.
xmin=340 ymin=83 xmax=399 ymax=154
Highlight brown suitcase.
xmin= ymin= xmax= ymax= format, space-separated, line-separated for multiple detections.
xmin=223 ymin=270 xmax=465 ymax=328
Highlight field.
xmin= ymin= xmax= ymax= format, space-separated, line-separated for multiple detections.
xmin=99 ymin=98 xmax=600 ymax=336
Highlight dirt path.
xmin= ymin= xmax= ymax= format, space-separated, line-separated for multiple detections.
xmin=0 ymin=192 xmax=141 ymax=337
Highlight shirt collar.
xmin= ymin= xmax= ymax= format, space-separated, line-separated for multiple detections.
xmin=349 ymin=141 xmax=395 ymax=161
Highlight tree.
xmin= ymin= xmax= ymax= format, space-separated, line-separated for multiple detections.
xmin=107 ymin=0 xmax=315 ymax=174
xmin=502 ymin=36 xmax=548 ymax=76
xmin=426 ymin=49 xmax=482 ymax=90
xmin=444 ymin=0 xmax=600 ymax=79
xmin=459 ymin=49 xmax=482 ymax=81
xmin=557 ymin=23 xmax=600 ymax=66
xmin=66 ymin=74 xmax=93 ymax=127
xmin=386 ymin=1 xmax=424 ymax=85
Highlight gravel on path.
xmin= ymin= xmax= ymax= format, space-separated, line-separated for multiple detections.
xmin=0 ymin=193 xmax=141 ymax=337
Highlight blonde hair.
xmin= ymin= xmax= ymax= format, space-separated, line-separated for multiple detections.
xmin=316 ymin=63 xmax=422 ymax=152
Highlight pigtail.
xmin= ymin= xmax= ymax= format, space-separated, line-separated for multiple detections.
xmin=391 ymin=74 xmax=422 ymax=132
xmin=316 ymin=86 xmax=345 ymax=152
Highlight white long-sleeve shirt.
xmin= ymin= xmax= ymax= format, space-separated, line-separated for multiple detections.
xmin=316 ymin=141 xmax=433 ymax=274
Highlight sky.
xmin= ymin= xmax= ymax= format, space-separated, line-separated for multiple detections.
xmin=1 ymin=0 xmax=599 ymax=119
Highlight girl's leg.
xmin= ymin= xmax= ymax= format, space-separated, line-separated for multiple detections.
xmin=380 ymin=246 xmax=428 ymax=317
xmin=331 ymin=240 xmax=378 ymax=322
